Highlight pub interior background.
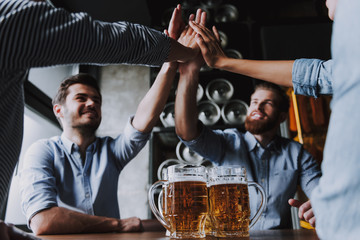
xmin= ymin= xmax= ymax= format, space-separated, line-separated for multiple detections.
xmin=4 ymin=0 xmax=332 ymax=231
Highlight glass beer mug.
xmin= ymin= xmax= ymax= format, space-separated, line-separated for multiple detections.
xmin=149 ymin=165 xmax=208 ymax=239
xmin=207 ymin=166 xmax=266 ymax=237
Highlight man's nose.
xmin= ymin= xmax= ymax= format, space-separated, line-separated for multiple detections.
xmin=86 ymin=99 xmax=96 ymax=107
xmin=255 ymin=102 xmax=265 ymax=111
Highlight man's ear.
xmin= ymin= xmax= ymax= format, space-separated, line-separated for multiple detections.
xmin=53 ymin=104 xmax=63 ymax=118
xmin=279 ymin=112 xmax=288 ymax=123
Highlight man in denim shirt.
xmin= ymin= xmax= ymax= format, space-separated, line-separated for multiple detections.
xmin=174 ymin=49 xmax=321 ymax=229
xmin=19 ymin=69 xmax=178 ymax=235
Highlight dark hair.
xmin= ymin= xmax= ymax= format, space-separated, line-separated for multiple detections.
xmin=52 ymin=73 xmax=101 ymax=106
xmin=254 ymin=82 xmax=290 ymax=113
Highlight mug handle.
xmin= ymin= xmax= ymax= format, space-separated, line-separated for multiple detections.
xmin=248 ymin=181 xmax=267 ymax=228
xmin=148 ymin=180 xmax=170 ymax=231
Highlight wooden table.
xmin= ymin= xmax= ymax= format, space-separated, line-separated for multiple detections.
xmin=38 ymin=229 xmax=319 ymax=240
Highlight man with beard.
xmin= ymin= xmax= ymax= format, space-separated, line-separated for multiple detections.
xmin=18 ymin=70 xmax=178 ymax=234
xmin=175 ymin=52 xmax=321 ymax=229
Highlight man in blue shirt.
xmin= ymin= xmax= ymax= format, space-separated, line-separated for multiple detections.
xmin=174 ymin=47 xmax=321 ymax=229
xmin=19 ymin=70 xmax=177 ymax=235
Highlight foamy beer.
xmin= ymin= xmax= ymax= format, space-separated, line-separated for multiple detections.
xmin=149 ymin=165 xmax=208 ymax=239
xmin=208 ymin=166 xmax=266 ymax=237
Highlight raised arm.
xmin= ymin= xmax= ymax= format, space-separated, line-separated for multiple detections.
xmin=175 ymin=10 xmax=206 ymax=141
xmin=0 ymin=1 xmax=197 ymax=70
xmin=131 ymin=62 xmax=178 ymax=133
xmin=131 ymin=5 xmax=186 ymax=132
xmin=189 ymin=21 xmax=294 ymax=87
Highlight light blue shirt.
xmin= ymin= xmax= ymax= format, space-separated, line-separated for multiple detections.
xmin=292 ymin=58 xmax=334 ymax=97
xmin=19 ymin=117 xmax=150 ymax=225
xmin=311 ymin=0 xmax=360 ymax=239
xmin=181 ymin=124 xmax=321 ymax=230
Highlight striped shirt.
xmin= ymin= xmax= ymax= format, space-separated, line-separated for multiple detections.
xmin=0 ymin=0 xmax=170 ymax=216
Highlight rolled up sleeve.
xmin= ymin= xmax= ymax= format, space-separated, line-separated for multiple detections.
xmin=292 ymin=59 xmax=333 ymax=98
xmin=19 ymin=140 xmax=58 ymax=226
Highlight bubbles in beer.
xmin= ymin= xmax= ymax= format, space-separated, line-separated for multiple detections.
xmin=209 ymin=183 xmax=250 ymax=237
xmin=166 ymin=181 xmax=208 ymax=238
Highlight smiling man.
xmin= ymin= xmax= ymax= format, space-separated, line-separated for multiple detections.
xmin=175 ymin=79 xmax=321 ymax=229
xmin=19 ymin=70 xmax=178 ymax=235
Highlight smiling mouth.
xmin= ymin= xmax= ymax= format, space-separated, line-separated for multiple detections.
xmin=250 ymin=111 xmax=266 ymax=120
xmin=82 ymin=111 xmax=98 ymax=118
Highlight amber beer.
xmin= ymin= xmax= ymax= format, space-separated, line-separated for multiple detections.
xmin=207 ymin=166 xmax=266 ymax=238
xmin=209 ymin=183 xmax=250 ymax=237
xmin=148 ymin=165 xmax=209 ymax=239
xmin=166 ymin=180 xmax=208 ymax=238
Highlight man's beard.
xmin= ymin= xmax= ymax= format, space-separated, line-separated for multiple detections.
xmin=245 ymin=114 xmax=279 ymax=135
xmin=74 ymin=119 xmax=100 ymax=134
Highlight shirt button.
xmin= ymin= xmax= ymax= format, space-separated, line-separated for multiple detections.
xmin=256 ymin=143 xmax=260 ymax=148
xmin=261 ymin=178 xmax=265 ymax=183
xmin=85 ymin=193 xmax=90 ymax=198
xmin=83 ymin=173 xmax=87 ymax=177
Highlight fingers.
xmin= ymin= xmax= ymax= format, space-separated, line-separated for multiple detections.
xmin=118 ymin=217 xmax=143 ymax=232
xmin=200 ymin=11 xmax=207 ymax=26
xmin=195 ymin=8 xmax=202 ymax=24
xmin=288 ymin=198 xmax=302 ymax=208
xmin=212 ymin=26 xmax=221 ymax=42
xmin=289 ymin=199 xmax=315 ymax=226
xmin=168 ymin=4 xmax=185 ymax=40
xmin=189 ymin=21 xmax=214 ymax=43
xmin=308 ymin=216 xmax=316 ymax=228
xmin=195 ymin=34 xmax=208 ymax=54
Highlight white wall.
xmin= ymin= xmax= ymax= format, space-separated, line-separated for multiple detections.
xmin=97 ymin=64 xmax=151 ymax=219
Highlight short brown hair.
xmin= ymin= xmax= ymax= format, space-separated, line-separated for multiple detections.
xmin=52 ymin=73 xmax=101 ymax=106
xmin=254 ymin=82 xmax=289 ymax=113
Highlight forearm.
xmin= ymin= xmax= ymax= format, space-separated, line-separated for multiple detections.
xmin=215 ymin=58 xmax=294 ymax=87
xmin=30 ymin=207 xmax=122 ymax=235
xmin=175 ymin=70 xmax=200 ymax=141
xmin=132 ymin=63 xmax=177 ymax=132
xmin=1 ymin=1 xmax=170 ymax=70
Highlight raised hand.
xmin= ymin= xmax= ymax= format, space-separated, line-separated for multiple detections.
xmin=189 ymin=21 xmax=226 ymax=69
xmin=288 ymin=199 xmax=316 ymax=227
xmin=167 ymin=4 xmax=185 ymax=40
xmin=178 ymin=9 xmax=206 ymax=72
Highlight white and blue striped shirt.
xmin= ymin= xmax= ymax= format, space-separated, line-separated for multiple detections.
xmin=0 ymin=0 xmax=170 ymax=216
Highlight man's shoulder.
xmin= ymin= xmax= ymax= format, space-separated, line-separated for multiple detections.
xmin=29 ymin=136 xmax=62 ymax=151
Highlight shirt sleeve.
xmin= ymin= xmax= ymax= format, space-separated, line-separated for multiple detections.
xmin=0 ymin=0 xmax=170 ymax=70
xmin=297 ymin=146 xmax=322 ymax=197
xmin=179 ymin=122 xmax=228 ymax=165
xmin=19 ymin=139 xmax=58 ymax=226
xmin=110 ymin=116 xmax=151 ymax=168
xmin=292 ymin=59 xmax=334 ymax=98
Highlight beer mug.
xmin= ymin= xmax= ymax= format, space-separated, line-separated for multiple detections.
xmin=207 ymin=166 xmax=266 ymax=237
xmin=149 ymin=165 xmax=208 ymax=239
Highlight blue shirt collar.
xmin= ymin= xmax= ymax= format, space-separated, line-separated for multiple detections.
xmin=244 ymin=131 xmax=281 ymax=152
xmin=60 ymin=133 xmax=97 ymax=154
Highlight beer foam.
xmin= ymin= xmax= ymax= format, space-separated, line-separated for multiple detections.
xmin=208 ymin=176 xmax=246 ymax=186
xmin=169 ymin=176 xmax=207 ymax=182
